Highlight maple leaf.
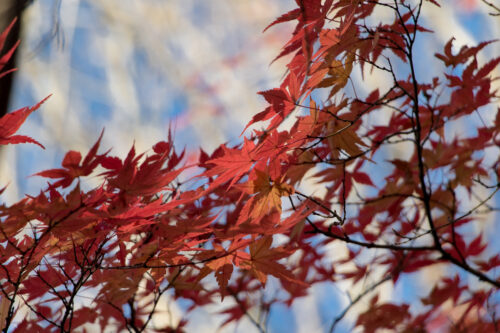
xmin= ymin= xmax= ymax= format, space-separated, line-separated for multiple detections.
xmin=327 ymin=120 xmax=368 ymax=159
xmin=0 ymin=297 xmax=10 ymax=332
xmin=35 ymin=130 xmax=105 ymax=188
xmin=220 ymin=301 xmax=247 ymax=327
xmin=356 ymin=298 xmax=411 ymax=333
xmin=0 ymin=17 xmax=19 ymax=79
xmin=421 ymin=276 xmax=465 ymax=307
xmin=240 ymin=236 xmax=306 ymax=287
xmin=314 ymin=52 xmax=355 ymax=98
xmin=1 ymin=1 xmax=500 ymax=331
xmin=263 ymin=8 xmax=301 ymax=32
xmin=435 ymin=38 xmax=495 ymax=68
xmin=203 ymin=139 xmax=257 ymax=191
xmin=475 ymin=254 xmax=500 ymax=272
xmin=0 ymin=95 xmax=51 ymax=148
xmin=236 ymin=169 xmax=293 ymax=225
xmin=244 ymin=88 xmax=296 ymax=132
xmin=206 ymin=255 xmax=234 ymax=300
xmin=102 ymin=141 xmax=185 ymax=197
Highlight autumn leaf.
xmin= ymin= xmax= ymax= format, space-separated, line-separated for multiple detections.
xmin=237 ymin=169 xmax=293 ymax=224
xmin=421 ymin=276 xmax=464 ymax=307
xmin=0 ymin=297 xmax=10 ymax=332
xmin=327 ymin=121 xmax=368 ymax=159
xmin=0 ymin=17 xmax=19 ymax=79
xmin=356 ymin=299 xmax=411 ymax=333
xmin=35 ymin=130 xmax=105 ymax=188
xmin=1 ymin=1 xmax=499 ymax=332
xmin=203 ymin=139 xmax=257 ymax=191
xmin=240 ymin=236 xmax=307 ymax=287
xmin=102 ymin=141 xmax=185 ymax=197
xmin=315 ymin=52 xmax=355 ymax=98
xmin=206 ymin=255 xmax=234 ymax=300
xmin=0 ymin=95 xmax=51 ymax=148
xmin=263 ymin=8 xmax=301 ymax=32
xmin=435 ymin=38 xmax=495 ymax=68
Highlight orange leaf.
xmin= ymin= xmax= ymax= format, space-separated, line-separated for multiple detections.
xmin=0 ymin=297 xmax=10 ymax=332
xmin=214 ymin=264 xmax=233 ymax=301
xmin=237 ymin=169 xmax=293 ymax=224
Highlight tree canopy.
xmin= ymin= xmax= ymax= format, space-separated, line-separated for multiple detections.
xmin=1 ymin=1 xmax=500 ymax=332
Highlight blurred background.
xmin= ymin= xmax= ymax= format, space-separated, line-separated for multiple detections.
xmin=0 ymin=0 xmax=498 ymax=332
xmin=0 ymin=0 xmax=294 ymax=203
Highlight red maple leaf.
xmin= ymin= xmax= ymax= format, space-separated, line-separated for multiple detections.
xmin=0 ymin=95 xmax=50 ymax=148
xmin=35 ymin=130 xmax=104 ymax=188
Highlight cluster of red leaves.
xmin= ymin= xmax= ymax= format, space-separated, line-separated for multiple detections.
xmin=1 ymin=0 xmax=500 ymax=332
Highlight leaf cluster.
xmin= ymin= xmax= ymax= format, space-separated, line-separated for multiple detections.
xmin=0 ymin=1 xmax=500 ymax=331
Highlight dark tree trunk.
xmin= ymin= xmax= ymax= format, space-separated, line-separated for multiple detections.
xmin=0 ymin=1 xmax=32 ymax=118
